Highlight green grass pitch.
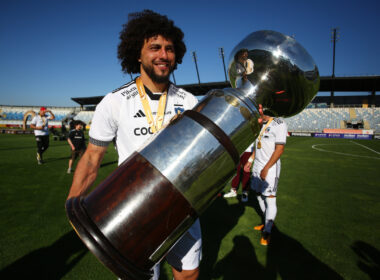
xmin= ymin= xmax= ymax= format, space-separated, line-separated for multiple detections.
xmin=0 ymin=133 xmax=379 ymax=279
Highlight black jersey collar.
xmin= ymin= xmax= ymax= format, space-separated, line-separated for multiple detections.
xmin=143 ymin=83 xmax=172 ymax=101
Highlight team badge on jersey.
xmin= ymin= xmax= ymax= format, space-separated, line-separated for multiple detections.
xmin=174 ymin=105 xmax=184 ymax=115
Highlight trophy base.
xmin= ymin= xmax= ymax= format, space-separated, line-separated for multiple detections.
xmin=66 ymin=196 xmax=154 ymax=280
xmin=66 ymin=152 xmax=198 ymax=280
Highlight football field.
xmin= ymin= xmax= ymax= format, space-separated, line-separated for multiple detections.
xmin=0 ymin=133 xmax=379 ymax=279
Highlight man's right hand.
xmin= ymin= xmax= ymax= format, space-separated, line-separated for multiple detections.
xmin=244 ymin=162 xmax=252 ymax=173
xmin=66 ymin=143 xmax=108 ymax=201
xmin=258 ymin=104 xmax=264 ymax=126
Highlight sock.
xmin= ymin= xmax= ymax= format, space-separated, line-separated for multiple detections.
xmin=264 ymin=196 xmax=277 ymax=233
xmin=152 ymin=263 xmax=160 ymax=280
xmin=256 ymin=194 xmax=266 ymax=222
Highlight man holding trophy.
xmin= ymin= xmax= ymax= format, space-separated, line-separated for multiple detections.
xmin=67 ymin=10 xmax=201 ymax=280
xmin=66 ymin=15 xmax=319 ymax=279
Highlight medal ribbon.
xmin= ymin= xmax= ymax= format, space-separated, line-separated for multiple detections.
xmin=257 ymin=117 xmax=273 ymax=148
xmin=42 ymin=116 xmax=46 ymax=127
xmin=136 ymin=77 xmax=167 ymax=134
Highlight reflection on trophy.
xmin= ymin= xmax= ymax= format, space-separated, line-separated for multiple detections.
xmin=233 ymin=48 xmax=254 ymax=87
xmin=66 ymin=30 xmax=319 ymax=279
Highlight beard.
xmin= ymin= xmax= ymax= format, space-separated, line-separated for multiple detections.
xmin=141 ymin=61 xmax=174 ymax=84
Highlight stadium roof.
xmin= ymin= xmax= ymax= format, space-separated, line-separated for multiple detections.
xmin=71 ymin=96 xmax=104 ymax=106
xmin=71 ymin=75 xmax=380 ymax=106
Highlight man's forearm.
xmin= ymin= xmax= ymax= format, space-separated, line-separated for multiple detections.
xmin=47 ymin=110 xmax=55 ymax=120
xmin=67 ymin=138 xmax=74 ymax=149
xmin=30 ymin=124 xmax=41 ymax=130
xmin=67 ymin=144 xmax=107 ymax=199
xmin=263 ymin=145 xmax=284 ymax=171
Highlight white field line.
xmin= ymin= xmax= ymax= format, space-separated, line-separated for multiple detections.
xmin=311 ymin=144 xmax=380 ymax=160
xmin=350 ymin=140 xmax=380 ymax=155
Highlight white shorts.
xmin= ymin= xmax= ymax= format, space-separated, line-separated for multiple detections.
xmin=165 ymin=218 xmax=202 ymax=270
xmin=250 ymin=171 xmax=279 ymax=196
xmin=151 ymin=219 xmax=202 ymax=280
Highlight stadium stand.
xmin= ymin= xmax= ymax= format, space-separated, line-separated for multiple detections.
xmin=0 ymin=105 xmax=81 ymax=128
xmin=286 ymin=107 xmax=380 ymax=133
xmin=74 ymin=111 xmax=94 ymax=126
xmin=1 ymin=101 xmax=379 ymax=134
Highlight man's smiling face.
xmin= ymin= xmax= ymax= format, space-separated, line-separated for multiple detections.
xmin=139 ymin=35 xmax=175 ymax=84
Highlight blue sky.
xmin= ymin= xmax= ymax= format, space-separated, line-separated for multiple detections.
xmin=0 ymin=0 xmax=379 ymax=107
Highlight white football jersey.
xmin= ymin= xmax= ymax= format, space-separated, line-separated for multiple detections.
xmin=245 ymin=142 xmax=254 ymax=153
xmin=31 ymin=115 xmax=49 ymax=136
xmin=252 ymin=118 xmax=287 ymax=176
xmin=89 ymin=80 xmax=198 ymax=165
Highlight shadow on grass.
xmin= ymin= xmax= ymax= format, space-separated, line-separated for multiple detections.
xmin=201 ymin=195 xmax=343 ymax=279
xmin=0 ymin=230 xmax=87 ymax=279
xmin=265 ymin=226 xmax=344 ymax=279
xmin=44 ymin=156 xmax=71 ymax=163
xmin=100 ymin=160 xmax=118 ymax=168
xmin=351 ymin=240 xmax=380 ymax=280
xmin=200 ymin=196 xmax=246 ymax=280
xmin=212 ymin=235 xmax=264 ymax=279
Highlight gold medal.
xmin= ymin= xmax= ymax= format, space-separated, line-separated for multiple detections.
xmin=42 ymin=116 xmax=46 ymax=127
xmin=136 ymin=77 xmax=167 ymax=133
xmin=256 ymin=117 xmax=273 ymax=150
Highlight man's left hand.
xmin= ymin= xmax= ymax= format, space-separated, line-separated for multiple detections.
xmin=260 ymin=167 xmax=268 ymax=180
xmin=258 ymin=104 xmax=264 ymax=125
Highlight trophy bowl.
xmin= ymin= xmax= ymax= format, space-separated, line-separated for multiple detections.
xmin=229 ymin=30 xmax=319 ymax=117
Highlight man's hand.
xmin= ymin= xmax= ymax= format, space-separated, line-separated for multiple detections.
xmin=259 ymin=144 xmax=285 ymax=181
xmin=260 ymin=167 xmax=268 ymax=180
xmin=31 ymin=125 xmax=43 ymax=130
xmin=258 ymin=104 xmax=264 ymax=125
xmin=244 ymin=161 xmax=252 ymax=173
xmin=46 ymin=110 xmax=55 ymax=120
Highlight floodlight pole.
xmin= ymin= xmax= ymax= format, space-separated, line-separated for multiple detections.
xmin=331 ymin=27 xmax=339 ymax=108
xmin=192 ymin=51 xmax=201 ymax=84
xmin=219 ymin=47 xmax=228 ymax=82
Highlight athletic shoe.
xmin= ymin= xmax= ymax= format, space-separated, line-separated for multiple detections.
xmin=254 ymin=224 xmax=264 ymax=231
xmin=260 ymin=231 xmax=271 ymax=246
xmin=223 ymin=189 xmax=237 ymax=198
xmin=67 ymin=168 xmax=72 ymax=174
xmin=241 ymin=191 xmax=249 ymax=202
xmin=37 ymin=153 xmax=42 ymax=164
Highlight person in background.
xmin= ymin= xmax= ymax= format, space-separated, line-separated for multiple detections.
xmin=224 ymin=143 xmax=254 ymax=202
xmin=67 ymin=120 xmax=86 ymax=174
xmin=244 ymin=114 xmax=287 ymax=246
xmin=30 ymin=107 xmax=55 ymax=164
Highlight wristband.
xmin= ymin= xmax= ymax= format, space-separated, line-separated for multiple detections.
xmin=248 ymin=157 xmax=253 ymax=163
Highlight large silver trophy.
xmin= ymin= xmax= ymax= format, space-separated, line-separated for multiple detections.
xmin=66 ymin=30 xmax=319 ymax=279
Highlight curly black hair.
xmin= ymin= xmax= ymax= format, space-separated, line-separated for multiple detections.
xmin=117 ymin=10 xmax=186 ymax=74
xmin=234 ymin=48 xmax=249 ymax=62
